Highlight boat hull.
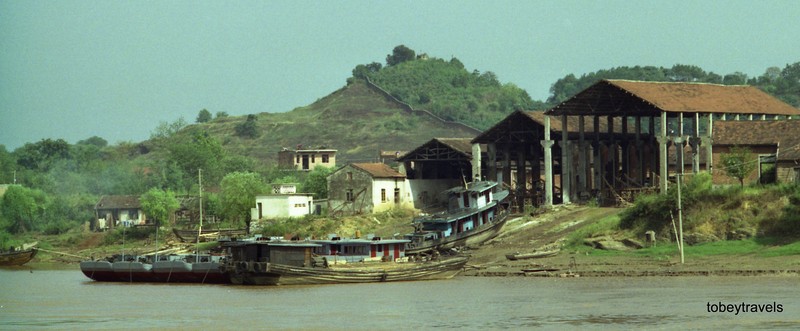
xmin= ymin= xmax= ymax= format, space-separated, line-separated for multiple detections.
xmin=406 ymin=212 xmax=508 ymax=255
xmin=505 ymin=250 xmax=560 ymax=261
xmin=226 ymin=256 xmax=468 ymax=286
xmin=0 ymin=248 xmax=38 ymax=266
xmin=81 ymin=259 xmax=228 ymax=284
xmin=173 ymin=228 xmax=246 ymax=242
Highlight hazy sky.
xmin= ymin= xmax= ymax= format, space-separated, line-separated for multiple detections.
xmin=2 ymin=1 xmax=798 ymax=150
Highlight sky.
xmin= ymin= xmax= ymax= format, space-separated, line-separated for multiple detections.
xmin=2 ymin=1 xmax=799 ymax=150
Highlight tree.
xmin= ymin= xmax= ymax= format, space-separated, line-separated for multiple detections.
xmin=235 ymin=114 xmax=259 ymax=138
xmin=139 ymin=188 xmax=180 ymax=226
xmin=1 ymin=185 xmax=47 ymax=233
xmin=150 ymin=117 xmax=187 ymax=139
xmin=14 ymin=138 xmax=71 ymax=171
xmin=302 ymin=166 xmax=333 ymax=199
xmin=77 ymin=136 xmax=108 ymax=148
xmin=386 ymin=45 xmax=416 ymax=66
xmin=215 ymin=111 xmax=229 ymax=119
xmin=720 ymin=146 xmax=756 ymax=187
xmin=196 ymin=109 xmax=212 ymax=123
xmin=220 ymin=172 xmax=265 ymax=233
xmin=168 ymin=131 xmax=226 ymax=188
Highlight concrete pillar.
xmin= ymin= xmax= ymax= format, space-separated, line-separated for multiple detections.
xmin=650 ymin=116 xmax=658 ymax=186
xmin=516 ymin=144 xmax=527 ymax=208
xmin=578 ymin=115 xmax=588 ymax=197
xmin=636 ymin=116 xmax=645 ymax=185
xmin=675 ymin=113 xmax=685 ymax=176
xmin=471 ymin=143 xmax=482 ymax=181
xmin=561 ymin=114 xmax=571 ymax=204
xmin=487 ymin=143 xmax=497 ymax=182
xmin=621 ymin=116 xmax=629 ymax=182
xmin=691 ymin=113 xmax=700 ymax=174
xmin=705 ymin=114 xmax=714 ymax=173
xmin=594 ymin=116 xmax=603 ymax=193
xmin=608 ymin=116 xmax=616 ymax=188
xmin=502 ymin=145 xmax=511 ymax=187
xmin=542 ymin=116 xmax=554 ymax=207
xmin=531 ymin=143 xmax=541 ymax=206
xmin=659 ymin=112 xmax=669 ymax=193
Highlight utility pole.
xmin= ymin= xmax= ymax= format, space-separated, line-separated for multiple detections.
xmin=196 ymin=169 xmax=203 ymax=263
xmin=677 ymin=174 xmax=685 ymax=264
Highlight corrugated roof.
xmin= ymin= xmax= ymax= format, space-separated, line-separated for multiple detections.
xmin=714 ymin=120 xmax=800 ymax=161
xmin=351 ymin=163 xmax=405 ymax=178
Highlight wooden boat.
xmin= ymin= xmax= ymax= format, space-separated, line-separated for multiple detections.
xmin=505 ymin=249 xmax=560 ymax=261
xmin=250 ymin=256 xmax=469 ymax=286
xmin=220 ymin=237 xmax=468 ymax=285
xmin=173 ymin=228 xmax=246 ymax=242
xmin=80 ymin=254 xmax=229 ymax=284
xmin=0 ymin=247 xmax=38 ymax=266
xmin=405 ymin=181 xmax=510 ymax=255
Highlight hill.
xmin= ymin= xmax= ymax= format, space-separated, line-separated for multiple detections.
xmin=148 ymin=79 xmax=481 ymax=167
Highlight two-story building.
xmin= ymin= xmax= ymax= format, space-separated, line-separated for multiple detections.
xmin=327 ymin=163 xmax=412 ymax=215
xmin=278 ymin=147 xmax=337 ymax=171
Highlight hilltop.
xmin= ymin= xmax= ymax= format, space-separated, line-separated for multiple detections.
xmin=145 ymin=79 xmax=482 ymax=166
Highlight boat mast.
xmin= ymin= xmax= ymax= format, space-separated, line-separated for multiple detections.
xmin=196 ymin=169 xmax=203 ymax=263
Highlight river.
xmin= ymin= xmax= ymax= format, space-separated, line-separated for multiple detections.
xmin=1 ymin=266 xmax=798 ymax=330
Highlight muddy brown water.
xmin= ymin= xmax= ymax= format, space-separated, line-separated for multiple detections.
xmin=1 ymin=267 xmax=799 ymax=330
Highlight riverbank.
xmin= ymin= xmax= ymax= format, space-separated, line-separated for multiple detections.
xmin=23 ymin=205 xmax=800 ymax=278
xmin=461 ymin=205 xmax=800 ymax=278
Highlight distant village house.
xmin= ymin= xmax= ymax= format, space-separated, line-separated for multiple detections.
xmin=278 ymin=146 xmax=337 ymax=171
xmin=251 ymin=183 xmax=315 ymax=221
xmin=94 ymin=195 xmax=146 ymax=231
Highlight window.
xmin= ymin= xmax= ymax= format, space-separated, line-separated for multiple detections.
xmin=394 ymin=188 xmax=400 ymax=204
xmin=322 ymin=154 xmax=329 ymax=163
xmin=381 ymin=189 xmax=386 ymax=202
xmin=347 ymin=172 xmax=353 ymax=180
xmin=346 ymin=189 xmax=354 ymax=202
xmin=311 ymin=154 xmax=316 ymax=163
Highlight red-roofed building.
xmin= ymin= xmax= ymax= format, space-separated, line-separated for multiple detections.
xmin=327 ymin=163 xmax=411 ymax=215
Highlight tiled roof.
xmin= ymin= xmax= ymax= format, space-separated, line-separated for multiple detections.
xmin=608 ymin=80 xmax=800 ymax=115
xmin=351 ymin=163 xmax=405 ymax=178
xmin=714 ymin=120 xmax=800 ymax=160
xmin=548 ymin=80 xmax=800 ymax=116
xmin=95 ymin=195 xmax=140 ymax=209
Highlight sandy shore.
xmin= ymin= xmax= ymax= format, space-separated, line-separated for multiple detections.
xmin=460 ymin=206 xmax=800 ymax=278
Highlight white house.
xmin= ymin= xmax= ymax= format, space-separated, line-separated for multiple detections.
xmin=327 ymin=163 xmax=412 ymax=215
xmin=251 ymin=184 xmax=314 ymax=220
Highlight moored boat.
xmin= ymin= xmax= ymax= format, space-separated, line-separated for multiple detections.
xmin=405 ymin=181 xmax=509 ymax=255
xmin=80 ymin=254 xmax=228 ymax=284
xmin=505 ymin=249 xmax=560 ymax=261
xmin=173 ymin=228 xmax=247 ymax=242
xmin=220 ymin=237 xmax=468 ymax=285
xmin=0 ymin=247 xmax=38 ymax=266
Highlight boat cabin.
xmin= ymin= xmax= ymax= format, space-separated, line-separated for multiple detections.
xmin=311 ymin=236 xmax=409 ymax=263
xmin=223 ymin=239 xmax=321 ymax=268
xmin=413 ymin=181 xmax=506 ymax=239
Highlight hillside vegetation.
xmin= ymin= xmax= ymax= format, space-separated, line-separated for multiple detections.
xmin=567 ymin=173 xmax=800 ymax=248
